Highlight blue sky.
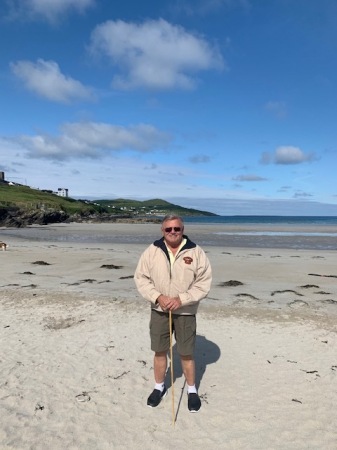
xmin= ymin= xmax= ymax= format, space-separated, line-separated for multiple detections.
xmin=1 ymin=0 xmax=337 ymax=215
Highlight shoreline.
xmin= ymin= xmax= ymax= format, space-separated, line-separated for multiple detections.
xmin=1 ymin=221 xmax=337 ymax=250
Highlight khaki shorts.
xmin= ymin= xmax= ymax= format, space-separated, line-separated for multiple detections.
xmin=150 ymin=310 xmax=196 ymax=356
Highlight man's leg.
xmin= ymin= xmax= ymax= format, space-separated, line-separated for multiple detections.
xmin=180 ymin=355 xmax=195 ymax=386
xmin=181 ymin=355 xmax=201 ymax=412
xmin=154 ymin=351 xmax=168 ymax=383
xmin=174 ymin=315 xmax=197 ymax=388
xmin=174 ymin=315 xmax=201 ymax=413
xmin=147 ymin=352 xmax=168 ymax=407
xmin=147 ymin=311 xmax=169 ymax=407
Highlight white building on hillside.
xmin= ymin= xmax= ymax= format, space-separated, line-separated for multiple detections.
xmin=57 ymin=188 xmax=69 ymax=197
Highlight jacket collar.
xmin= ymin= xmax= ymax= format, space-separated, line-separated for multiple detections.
xmin=153 ymin=235 xmax=196 ymax=257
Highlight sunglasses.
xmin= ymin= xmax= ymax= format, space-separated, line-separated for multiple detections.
xmin=164 ymin=227 xmax=182 ymax=233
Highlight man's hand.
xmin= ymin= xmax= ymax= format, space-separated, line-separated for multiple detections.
xmin=166 ymin=296 xmax=182 ymax=311
xmin=157 ymin=295 xmax=182 ymax=311
xmin=157 ymin=295 xmax=169 ymax=311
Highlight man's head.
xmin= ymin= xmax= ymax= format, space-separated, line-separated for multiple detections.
xmin=161 ymin=215 xmax=184 ymax=248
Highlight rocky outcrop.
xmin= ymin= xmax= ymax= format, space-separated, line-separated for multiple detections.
xmin=0 ymin=207 xmax=161 ymax=227
xmin=0 ymin=207 xmax=69 ymax=227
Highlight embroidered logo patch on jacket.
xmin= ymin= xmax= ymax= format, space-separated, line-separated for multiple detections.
xmin=183 ymin=257 xmax=193 ymax=265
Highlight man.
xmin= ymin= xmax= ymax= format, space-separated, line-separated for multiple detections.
xmin=134 ymin=215 xmax=212 ymax=413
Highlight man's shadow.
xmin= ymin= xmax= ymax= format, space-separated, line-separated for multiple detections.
xmin=165 ymin=334 xmax=221 ymax=420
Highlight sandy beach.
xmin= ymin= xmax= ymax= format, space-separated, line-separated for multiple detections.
xmin=1 ymin=223 xmax=337 ymax=449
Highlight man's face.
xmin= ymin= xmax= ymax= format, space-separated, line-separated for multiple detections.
xmin=162 ymin=219 xmax=184 ymax=248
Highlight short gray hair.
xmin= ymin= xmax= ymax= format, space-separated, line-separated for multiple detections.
xmin=161 ymin=214 xmax=184 ymax=225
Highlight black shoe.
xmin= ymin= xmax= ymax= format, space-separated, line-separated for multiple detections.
xmin=188 ymin=392 xmax=201 ymax=413
xmin=147 ymin=386 xmax=167 ymax=407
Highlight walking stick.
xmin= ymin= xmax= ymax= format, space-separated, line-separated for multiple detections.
xmin=169 ymin=310 xmax=175 ymax=426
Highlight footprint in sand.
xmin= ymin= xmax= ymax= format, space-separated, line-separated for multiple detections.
xmin=75 ymin=392 xmax=91 ymax=402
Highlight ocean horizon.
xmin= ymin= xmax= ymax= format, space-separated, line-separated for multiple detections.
xmin=183 ymin=215 xmax=337 ymax=226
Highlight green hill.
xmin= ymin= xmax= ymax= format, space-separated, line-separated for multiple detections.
xmin=94 ymin=198 xmax=216 ymax=217
xmin=0 ymin=183 xmax=99 ymax=214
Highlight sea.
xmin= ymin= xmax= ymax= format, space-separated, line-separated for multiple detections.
xmin=1 ymin=215 xmax=337 ymax=251
xmin=183 ymin=215 xmax=337 ymax=227
xmin=182 ymin=215 xmax=337 ymax=250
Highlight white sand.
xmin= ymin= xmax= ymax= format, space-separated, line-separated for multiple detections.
xmin=1 ymin=226 xmax=337 ymax=449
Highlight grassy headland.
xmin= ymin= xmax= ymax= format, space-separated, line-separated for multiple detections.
xmin=92 ymin=198 xmax=216 ymax=217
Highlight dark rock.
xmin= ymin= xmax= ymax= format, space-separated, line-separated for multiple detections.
xmin=0 ymin=207 xmax=69 ymax=227
xmin=0 ymin=206 xmax=160 ymax=228
xmin=218 ymin=280 xmax=244 ymax=287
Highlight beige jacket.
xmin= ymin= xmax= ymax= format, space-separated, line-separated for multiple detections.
xmin=134 ymin=236 xmax=212 ymax=315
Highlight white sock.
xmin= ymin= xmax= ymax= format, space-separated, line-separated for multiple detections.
xmin=155 ymin=382 xmax=165 ymax=392
xmin=187 ymin=384 xmax=197 ymax=394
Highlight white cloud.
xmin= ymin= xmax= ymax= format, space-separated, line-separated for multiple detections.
xmin=260 ymin=146 xmax=316 ymax=165
xmin=293 ymin=191 xmax=313 ymax=198
xmin=5 ymin=0 xmax=95 ymax=22
xmin=12 ymin=121 xmax=172 ymax=160
xmin=10 ymin=59 xmax=94 ymax=103
xmin=274 ymin=146 xmax=315 ymax=164
xmin=232 ymin=174 xmax=267 ymax=182
xmin=89 ymin=19 xmax=224 ymax=90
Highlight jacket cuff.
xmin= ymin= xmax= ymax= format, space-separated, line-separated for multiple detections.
xmin=178 ymin=292 xmax=190 ymax=305
xmin=151 ymin=291 xmax=161 ymax=304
